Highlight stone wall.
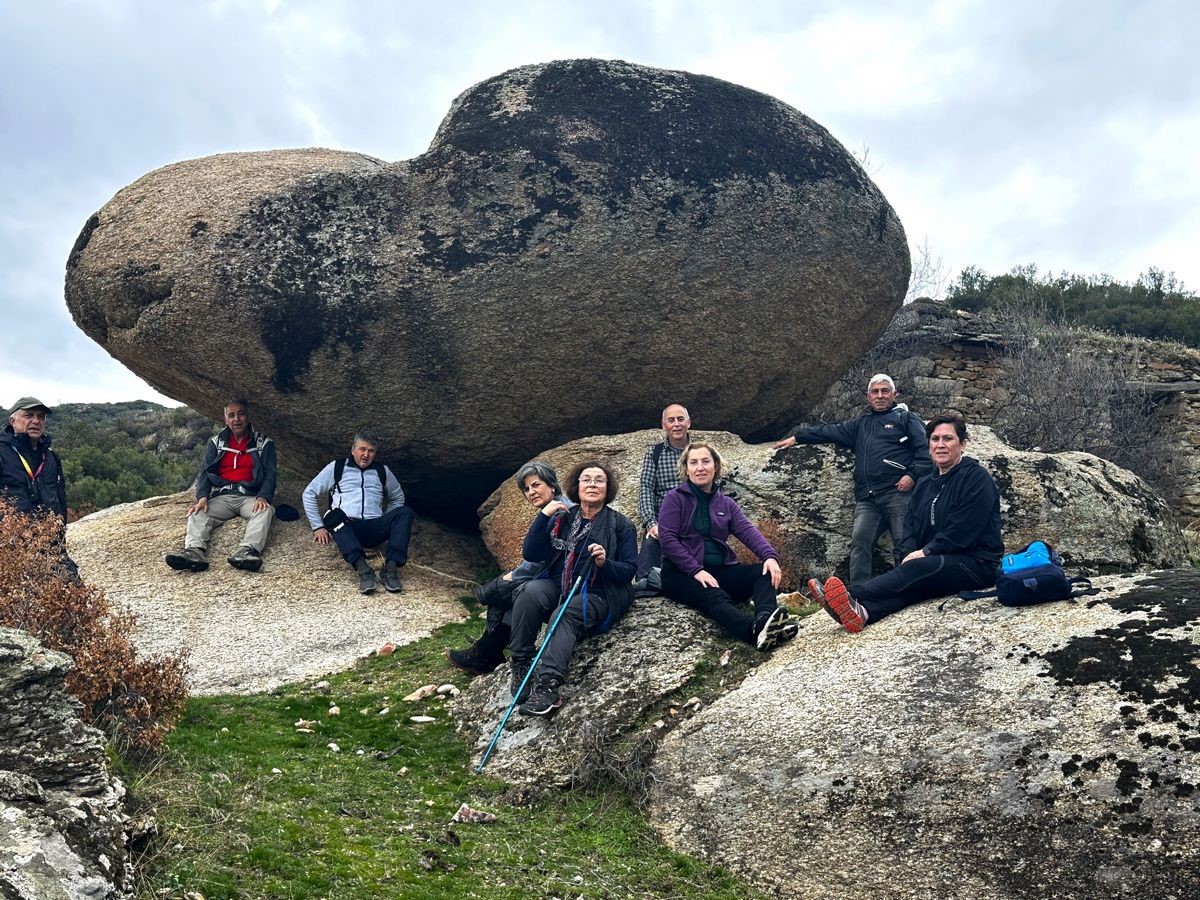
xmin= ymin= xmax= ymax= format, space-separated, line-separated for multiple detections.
xmin=0 ymin=627 xmax=131 ymax=899
xmin=811 ymin=299 xmax=1200 ymax=524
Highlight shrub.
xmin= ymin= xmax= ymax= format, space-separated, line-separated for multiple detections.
xmin=0 ymin=501 xmax=188 ymax=752
xmin=730 ymin=518 xmax=797 ymax=591
xmin=985 ymin=305 xmax=1180 ymax=503
xmin=947 ymin=264 xmax=1200 ymax=348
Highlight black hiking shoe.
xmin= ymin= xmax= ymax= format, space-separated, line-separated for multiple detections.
xmin=509 ymin=657 xmax=534 ymax=703
xmin=227 ymin=546 xmax=262 ymax=572
xmin=446 ymin=631 xmax=506 ymax=676
xmin=519 ymin=675 xmax=564 ymax=717
xmin=355 ymin=558 xmax=378 ymax=594
xmin=382 ymin=561 xmax=404 ymax=593
xmin=754 ymin=605 xmax=791 ymax=651
xmin=166 ymin=548 xmax=208 ymax=572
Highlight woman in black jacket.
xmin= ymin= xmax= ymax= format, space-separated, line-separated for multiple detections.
xmin=509 ymin=459 xmax=638 ymax=717
xmin=809 ymin=414 xmax=1003 ymax=632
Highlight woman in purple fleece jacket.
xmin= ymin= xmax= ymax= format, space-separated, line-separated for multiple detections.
xmin=658 ymin=441 xmax=798 ymax=651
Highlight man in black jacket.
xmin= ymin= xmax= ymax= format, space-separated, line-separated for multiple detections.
xmin=0 ymin=397 xmax=77 ymax=578
xmin=774 ymin=374 xmax=934 ymax=583
xmin=165 ymin=399 xmax=277 ymax=573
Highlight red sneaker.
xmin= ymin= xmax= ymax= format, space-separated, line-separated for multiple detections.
xmin=822 ymin=576 xmax=867 ymax=634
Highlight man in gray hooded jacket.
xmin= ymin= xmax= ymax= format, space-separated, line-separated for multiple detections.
xmin=303 ymin=431 xmax=413 ymax=594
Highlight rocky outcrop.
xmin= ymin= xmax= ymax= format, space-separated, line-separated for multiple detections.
xmin=450 ymin=596 xmax=735 ymax=786
xmin=478 ymin=426 xmax=1186 ymax=584
xmin=816 ymin=298 xmax=1200 ymax=524
xmin=67 ymin=479 xmax=488 ymax=695
xmin=64 ymin=59 xmax=909 ymax=520
xmin=0 ymin=628 xmax=130 ymax=899
xmin=649 ymin=571 xmax=1200 ymax=899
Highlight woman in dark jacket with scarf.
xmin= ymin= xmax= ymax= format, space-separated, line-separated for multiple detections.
xmin=658 ymin=441 xmax=798 ymax=650
xmin=809 ymin=414 xmax=1003 ymax=632
xmin=510 ymin=459 xmax=638 ymax=717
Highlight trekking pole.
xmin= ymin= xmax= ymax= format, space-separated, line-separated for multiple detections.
xmin=476 ymin=557 xmax=594 ymax=773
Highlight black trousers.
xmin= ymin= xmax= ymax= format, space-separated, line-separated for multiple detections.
xmin=477 ymin=574 xmax=519 ymax=632
xmin=332 ymin=506 xmax=415 ymax=566
xmin=635 ymin=535 xmax=662 ymax=579
xmin=508 ymin=579 xmax=612 ymax=682
xmin=852 ymin=553 xmax=994 ymax=624
xmin=661 ymin=561 xmax=777 ymax=644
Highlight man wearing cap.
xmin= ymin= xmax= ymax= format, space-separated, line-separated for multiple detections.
xmin=1 ymin=397 xmax=77 ymax=578
xmin=773 ymin=374 xmax=934 ymax=584
xmin=165 ymin=398 xmax=277 ymax=573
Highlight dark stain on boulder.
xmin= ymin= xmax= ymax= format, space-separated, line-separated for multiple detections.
xmin=1042 ymin=571 xmax=1200 ymax=730
xmin=67 ymin=213 xmax=100 ymax=273
xmin=221 ymin=176 xmax=392 ymax=391
xmin=430 ymin=60 xmax=868 ymax=204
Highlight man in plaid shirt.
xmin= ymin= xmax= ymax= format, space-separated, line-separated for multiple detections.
xmin=635 ymin=403 xmax=692 ymax=584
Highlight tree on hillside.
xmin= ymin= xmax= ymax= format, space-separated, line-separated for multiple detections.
xmin=947 ymin=265 xmax=1200 ymax=347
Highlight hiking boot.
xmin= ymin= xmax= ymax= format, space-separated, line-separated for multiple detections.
xmin=381 ymin=561 xmax=404 ymax=593
xmin=778 ymin=620 xmax=800 ymax=645
xmin=165 ymin=548 xmax=208 ymax=572
xmin=754 ymin=605 xmax=791 ymax=651
xmin=446 ymin=628 xmax=507 ymax=676
xmin=227 ymin=546 xmax=262 ymax=572
xmin=823 ymin=576 xmax=868 ymax=634
xmin=509 ymin=657 xmax=534 ymax=703
xmin=633 ymin=567 xmax=663 ymax=598
xmin=519 ymin=674 xmax=564 ymax=717
xmin=355 ymin=558 xmax=378 ymax=594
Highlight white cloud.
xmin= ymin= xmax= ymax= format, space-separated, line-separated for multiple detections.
xmin=2 ymin=0 xmax=1199 ymax=402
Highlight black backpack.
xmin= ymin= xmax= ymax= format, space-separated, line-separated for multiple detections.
xmin=332 ymin=457 xmax=387 ymax=494
xmin=959 ymin=540 xmax=1098 ymax=607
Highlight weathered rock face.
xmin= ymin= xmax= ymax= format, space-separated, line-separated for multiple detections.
xmin=0 ymin=628 xmax=131 ymax=899
xmin=449 ymin=596 xmax=737 ymax=786
xmin=478 ymin=426 xmax=1186 ymax=583
xmin=67 ymin=479 xmax=487 ymax=695
xmin=648 ymin=571 xmax=1200 ymax=899
xmin=65 ymin=59 xmax=909 ymax=520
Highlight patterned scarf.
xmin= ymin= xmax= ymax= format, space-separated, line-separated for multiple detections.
xmin=551 ymin=510 xmax=594 ymax=596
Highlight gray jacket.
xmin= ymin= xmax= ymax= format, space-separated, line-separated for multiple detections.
xmin=302 ymin=459 xmax=405 ymax=529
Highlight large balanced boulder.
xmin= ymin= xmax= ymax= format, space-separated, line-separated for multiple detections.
xmin=478 ymin=426 xmax=1187 ymax=583
xmin=0 ymin=628 xmax=131 ymax=899
xmin=65 ymin=59 xmax=909 ymax=520
xmin=649 ymin=571 xmax=1200 ymax=898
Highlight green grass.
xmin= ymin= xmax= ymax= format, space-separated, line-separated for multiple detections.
xmin=126 ymin=607 xmax=772 ymax=900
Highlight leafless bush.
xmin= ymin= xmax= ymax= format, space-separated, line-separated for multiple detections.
xmin=988 ymin=307 xmax=1180 ymax=501
xmin=906 ymin=237 xmax=948 ymax=302
xmin=0 ymin=501 xmax=189 ymax=752
xmin=731 ymin=518 xmax=798 ymax=591
xmin=570 ymin=719 xmax=659 ymax=806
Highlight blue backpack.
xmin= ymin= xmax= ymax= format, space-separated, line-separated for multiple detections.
xmin=960 ymin=540 xmax=1097 ymax=607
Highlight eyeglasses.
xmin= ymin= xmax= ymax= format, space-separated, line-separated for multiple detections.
xmin=578 ymin=476 xmax=608 ymax=485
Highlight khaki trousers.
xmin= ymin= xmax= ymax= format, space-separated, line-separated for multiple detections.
xmin=185 ymin=493 xmax=273 ymax=552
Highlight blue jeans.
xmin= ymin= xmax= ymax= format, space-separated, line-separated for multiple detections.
xmin=849 ymin=491 xmax=912 ymax=584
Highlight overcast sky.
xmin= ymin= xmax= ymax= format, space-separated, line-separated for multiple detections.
xmin=3 ymin=0 xmax=1197 ymax=406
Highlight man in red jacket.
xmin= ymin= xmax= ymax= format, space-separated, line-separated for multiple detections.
xmin=165 ymin=399 xmax=277 ymax=573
